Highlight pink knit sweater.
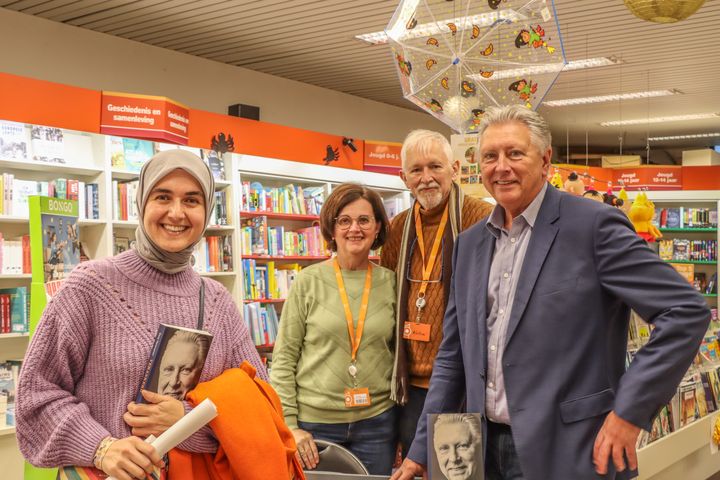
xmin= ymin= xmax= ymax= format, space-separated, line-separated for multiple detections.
xmin=16 ymin=249 xmax=267 ymax=468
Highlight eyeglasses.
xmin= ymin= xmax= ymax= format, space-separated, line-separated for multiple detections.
xmin=334 ymin=215 xmax=376 ymax=230
xmin=405 ymin=237 xmax=444 ymax=283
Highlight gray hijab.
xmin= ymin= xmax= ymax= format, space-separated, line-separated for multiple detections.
xmin=133 ymin=149 xmax=216 ymax=274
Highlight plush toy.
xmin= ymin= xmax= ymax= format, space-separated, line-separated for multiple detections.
xmin=563 ymin=172 xmax=585 ymax=196
xmin=602 ymin=185 xmax=624 ymax=209
xmin=549 ymin=171 xmax=563 ymax=189
xmin=603 ymin=192 xmax=624 ymax=209
xmin=616 ymin=187 xmax=632 ymax=214
xmin=582 ymin=189 xmax=604 ymax=203
xmin=627 ymin=191 xmax=662 ymax=242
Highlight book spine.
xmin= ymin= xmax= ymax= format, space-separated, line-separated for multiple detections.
xmin=78 ymin=181 xmax=86 ymax=219
xmin=91 ymin=184 xmax=100 ymax=220
xmin=136 ymin=325 xmax=167 ymax=404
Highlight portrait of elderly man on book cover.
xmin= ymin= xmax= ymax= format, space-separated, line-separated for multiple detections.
xmin=429 ymin=413 xmax=483 ymax=480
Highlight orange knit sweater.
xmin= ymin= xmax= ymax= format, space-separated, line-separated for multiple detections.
xmin=382 ymin=195 xmax=492 ymax=387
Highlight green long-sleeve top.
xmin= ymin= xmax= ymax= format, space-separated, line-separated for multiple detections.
xmin=270 ymin=260 xmax=396 ymax=429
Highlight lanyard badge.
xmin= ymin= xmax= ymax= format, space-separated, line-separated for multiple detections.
xmin=334 ymin=259 xmax=373 ymax=407
xmin=403 ymin=203 xmax=448 ymax=343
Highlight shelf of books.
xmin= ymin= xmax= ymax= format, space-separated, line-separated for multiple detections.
xmin=630 ymin=191 xmax=720 ymax=479
xmin=0 ymin=119 xmax=238 ymax=476
xmin=0 ymin=118 xmax=410 ymax=474
xmin=232 ymin=154 xmax=410 ymax=361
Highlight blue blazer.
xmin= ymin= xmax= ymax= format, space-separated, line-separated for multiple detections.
xmin=407 ymin=185 xmax=710 ymax=479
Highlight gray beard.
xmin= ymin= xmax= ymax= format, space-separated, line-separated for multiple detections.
xmin=417 ymin=192 xmax=444 ymax=210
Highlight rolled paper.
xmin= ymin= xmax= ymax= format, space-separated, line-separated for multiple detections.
xmin=108 ymin=398 xmax=218 ymax=479
xmin=151 ymin=398 xmax=218 ymax=456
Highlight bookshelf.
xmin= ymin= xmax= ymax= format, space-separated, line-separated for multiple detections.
xmin=233 ymin=154 xmax=410 ymax=353
xmin=631 ymin=190 xmax=720 ymax=479
xmin=0 ymin=120 xmax=410 ymax=476
xmin=0 ymin=122 xmax=243 ymax=476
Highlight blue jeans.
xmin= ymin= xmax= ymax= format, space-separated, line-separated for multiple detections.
xmin=399 ymin=385 xmax=428 ymax=459
xmin=486 ymin=420 xmax=525 ymax=480
xmin=298 ymin=407 xmax=398 ymax=475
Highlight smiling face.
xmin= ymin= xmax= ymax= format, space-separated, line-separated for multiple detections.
xmin=401 ymin=142 xmax=459 ymax=210
xmin=333 ymin=198 xmax=381 ymax=259
xmin=434 ymin=422 xmax=478 ymax=480
xmin=142 ymin=169 xmax=206 ymax=252
xmin=480 ymin=120 xmax=551 ymax=225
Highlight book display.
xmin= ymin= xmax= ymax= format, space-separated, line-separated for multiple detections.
xmin=0 ymin=123 xmax=107 ymax=479
xmin=628 ymin=191 xmax=720 ymax=479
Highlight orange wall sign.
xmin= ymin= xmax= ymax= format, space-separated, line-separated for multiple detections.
xmin=612 ymin=166 xmax=682 ymax=190
xmin=0 ymin=72 xmax=100 ymax=133
xmin=100 ymin=91 xmax=190 ymax=145
xmin=364 ymin=140 xmax=403 ymax=174
xmin=188 ymin=109 xmax=364 ymax=170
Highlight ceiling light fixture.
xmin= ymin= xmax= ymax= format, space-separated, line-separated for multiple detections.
xmin=466 ymin=56 xmax=620 ymax=82
xmin=648 ymin=132 xmax=720 ymax=141
xmin=624 ymin=0 xmax=706 ymax=23
xmin=356 ymin=8 xmax=524 ymax=45
xmin=600 ymin=113 xmax=720 ymax=127
xmin=544 ymin=89 xmax=680 ymax=107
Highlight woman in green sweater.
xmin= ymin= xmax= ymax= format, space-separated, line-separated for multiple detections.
xmin=270 ymin=183 xmax=397 ymax=475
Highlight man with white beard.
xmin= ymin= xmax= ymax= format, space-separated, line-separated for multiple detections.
xmin=381 ymin=130 xmax=493 ymax=460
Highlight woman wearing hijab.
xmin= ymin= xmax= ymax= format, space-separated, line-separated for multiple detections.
xmin=270 ymin=183 xmax=397 ymax=475
xmin=16 ymin=150 xmax=265 ymax=480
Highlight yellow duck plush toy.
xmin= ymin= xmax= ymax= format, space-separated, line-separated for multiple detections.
xmin=627 ymin=192 xmax=662 ymax=242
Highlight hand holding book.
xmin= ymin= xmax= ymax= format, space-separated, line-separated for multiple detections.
xmin=124 ymin=390 xmax=186 ymax=438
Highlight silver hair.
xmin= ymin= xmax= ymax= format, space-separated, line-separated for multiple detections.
xmin=401 ymin=129 xmax=453 ymax=171
xmin=477 ymin=105 xmax=552 ymax=152
xmin=167 ymin=330 xmax=210 ymax=360
xmin=433 ymin=413 xmax=482 ymax=444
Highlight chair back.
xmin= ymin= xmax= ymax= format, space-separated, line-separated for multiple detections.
xmin=311 ymin=439 xmax=369 ymax=475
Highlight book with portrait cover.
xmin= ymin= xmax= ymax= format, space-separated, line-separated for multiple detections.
xmin=427 ymin=413 xmax=484 ymax=480
xmin=136 ymin=323 xmax=213 ymax=404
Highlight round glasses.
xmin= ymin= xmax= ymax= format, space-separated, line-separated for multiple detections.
xmin=334 ymin=215 xmax=376 ymax=230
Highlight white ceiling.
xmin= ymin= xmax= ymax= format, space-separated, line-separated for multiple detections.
xmin=3 ymin=0 xmax=719 ymax=163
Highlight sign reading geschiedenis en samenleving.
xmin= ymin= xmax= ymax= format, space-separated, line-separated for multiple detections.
xmin=100 ymin=91 xmax=190 ymax=145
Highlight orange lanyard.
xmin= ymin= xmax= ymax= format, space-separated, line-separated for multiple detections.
xmin=413 ymin=202 xmax=448 ymax=300
xmin=333 ymin=259 xmax=373 ymax=364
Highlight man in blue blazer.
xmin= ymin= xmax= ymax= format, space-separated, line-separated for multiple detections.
xmin=391 ymin=105 xmax=710 ymax=479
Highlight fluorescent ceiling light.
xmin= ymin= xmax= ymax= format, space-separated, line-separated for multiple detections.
xmin=648 ymin=132 xmax=720 ymax=141
xmin=467 ymin=57 xmax=620 ymax=81
xmin=600 ymin=113 xmax=720 ymax=127
xmin=356 ymin=9 xmax=524 ymax=45
xmin=544 ymin=89 xmax=680 ymax=107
